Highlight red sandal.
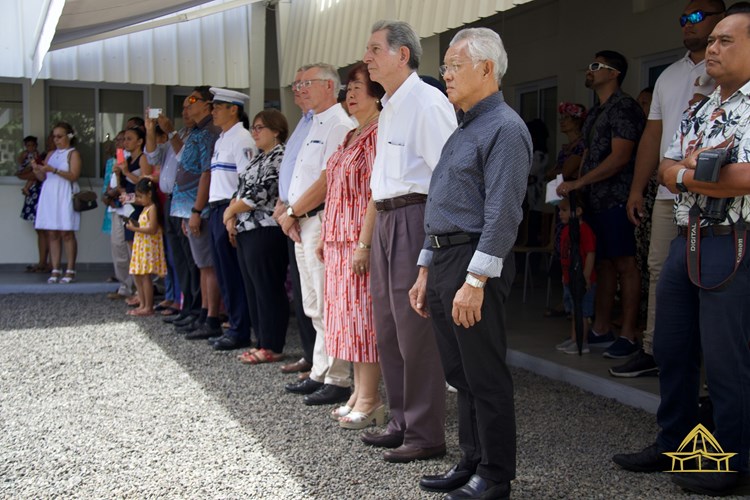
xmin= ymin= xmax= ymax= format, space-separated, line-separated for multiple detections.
xmin=238 ymin=348 xmax=285 ymax=365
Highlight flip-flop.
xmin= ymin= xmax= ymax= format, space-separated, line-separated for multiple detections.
xmin=238 ymin=348 xmax=285 ymax=365
xmin=160 ymin=306 xmax=180 ymax=316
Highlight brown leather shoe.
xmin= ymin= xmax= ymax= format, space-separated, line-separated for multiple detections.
xmin=280 ymin=358 xmax=313 ymax=374
xmin=383 ymin=444 xmax=447 ymax=463
xmin=297 ymin=371 xmax=310 ymax=380
xmin=361 ymin=431 xmax=404 ymax=449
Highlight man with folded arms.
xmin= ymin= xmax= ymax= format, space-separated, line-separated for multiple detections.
xmin=410 ymin=28 xmax=531 ymax=499
xmin=361 ymin=20 xmax=457 ymax=463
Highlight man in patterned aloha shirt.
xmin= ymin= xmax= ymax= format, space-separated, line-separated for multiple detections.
xmin=614 ymin=10 xmax=750 ymax=497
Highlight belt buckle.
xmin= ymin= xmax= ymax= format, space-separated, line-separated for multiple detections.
xmin=429 ymin=235 xmax=441 ymax=249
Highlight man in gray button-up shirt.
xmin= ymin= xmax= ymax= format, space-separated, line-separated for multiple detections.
xmin=410 ymin=28 xmax=531 ymax=499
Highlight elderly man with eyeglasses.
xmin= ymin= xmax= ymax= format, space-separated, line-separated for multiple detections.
xmin=556 ymin=51 xmax=645 ymax=359
xmin=409 ymin=28 xmax=531 ymax=500
xmin=277 ymin=63 xmax=355 ymax=406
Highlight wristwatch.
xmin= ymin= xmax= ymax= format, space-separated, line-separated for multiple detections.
xmin=358 ymin=241 xmax=371 ymax=249
xmin=465 ymin=273 xmax=486 ymax=289
xmin=191 ymin=207 xmax=202 ymax=214
xmin=676 ymin=168 xmax=688 ymax=193
xmin=286 ymin=205 xmax=296 ymax=218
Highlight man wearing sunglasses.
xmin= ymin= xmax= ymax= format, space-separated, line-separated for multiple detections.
xmin=613 ymin=1 xmax=723 ymax=381
xmin=557 ymin=51 xmax=645 ymax=360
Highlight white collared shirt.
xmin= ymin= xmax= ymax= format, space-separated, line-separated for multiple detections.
xmin=209 ymin=122 xmax=257 ymax=203
xmin=288 ymin=103 xmax=353 ymax=205
xmin=650 ymin=52 xmax=716 ymax=200
xmin=370 ymin=72 xmax=457 ymax=200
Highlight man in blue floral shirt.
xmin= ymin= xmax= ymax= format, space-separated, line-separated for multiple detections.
xmin=557 ymin=50 xmax=645 ymax=359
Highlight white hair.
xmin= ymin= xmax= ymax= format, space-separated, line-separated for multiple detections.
xmin=309 ymin=62 xmax=341 ymax=99
xmin=450 ymin=28 xmax=508 ymax=83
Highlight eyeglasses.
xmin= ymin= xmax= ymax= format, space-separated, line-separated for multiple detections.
xmin=438 ymin=60 xmax=476 ymax=77
xmin=250 ymin=125 xmax=267 ymax=133
xmin=587 ymin=62 xmax=620 ymax=73
xmin=186 ymin=96 xmax=206 ymax=105
xmin=680 ymin=10 xmax=723 ymax=27
xmin=292 ymin=79 xmax=329 ymax=91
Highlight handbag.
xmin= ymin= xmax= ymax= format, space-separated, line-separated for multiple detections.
xmin=70 ymin=150 xmax=98 ymax=212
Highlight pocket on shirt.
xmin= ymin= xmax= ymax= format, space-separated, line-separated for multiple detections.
xmin=384 ymin=140 xmax=406 ymax=180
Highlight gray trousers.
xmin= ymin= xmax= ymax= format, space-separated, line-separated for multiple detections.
xmin=370 ymin=203 xmax=445 ymax=448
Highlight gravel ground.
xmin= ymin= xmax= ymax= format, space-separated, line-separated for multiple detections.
xmin=0 ymin=294 xmax=733 ymax=499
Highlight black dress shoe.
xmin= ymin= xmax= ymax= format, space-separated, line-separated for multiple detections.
xmin=212 ymin=336 xmax=250 ymax=351
xmin=285 ymin=377 xmax=324 ymax=395
xmin=361 ymin=431 xmax=404 ymax=449
xmin=383 ymin=443 xmax=446 ymax=463
xmin=185 ymin=324 xmax=222 ymax=340
xmin=173 ymin=315 xmax=197 ymax=327
xmin=612 ymin=443 xmax=671 ymax=472
xmin=175 ymin=320 xmax=201 ymax=333
xmin=445 ymin=475 xmax=510 ymax=500
xmin=672 ymin=472 xmax=750 ymax=496
xmin=420 ymin=464 xmax=475 ymax=492
xmin=303 ymin=384 xmax=351 ymax=406
xmin=163 ymin=313 xmax=189 ymax=324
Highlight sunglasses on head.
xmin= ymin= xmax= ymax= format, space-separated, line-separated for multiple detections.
xmin=587 ymin=62 xmax=620 ymax=72
xmin=679 ymin=10 xmax=723 ymax=27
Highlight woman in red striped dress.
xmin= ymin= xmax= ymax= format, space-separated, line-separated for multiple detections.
xmin=317 ymin=62 xmax=386 ymax=429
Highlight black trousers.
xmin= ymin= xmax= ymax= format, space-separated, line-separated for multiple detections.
xmin=166 ymin=203 xmax=201 ymax=316
xmin=287 ymin=237 xmax=316 ymax=362
xmin=427 ymin=243 xmax=516 ymax=483
xmin=236 ymin=227 xmax=289 ymax=353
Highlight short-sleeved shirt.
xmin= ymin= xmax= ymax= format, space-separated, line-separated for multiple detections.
xmin=288 ymin=103 xmax=353 ymax=205
xmin=664 ymin=82 xmax=750 ymax=226
xmin=235 ymin=143 xmax=284 ymax=233
xmin=650 ymin=53 xmax=715 ymax=200
xmin=560 ymin=221 xmax=597 ymax=284
xmin=210 ymin=122 xmax=257 ymax=203
xmin=279 ymin=111 xmax=313 ymax=203
xmin=171 ymin=115 xmax=220 ymax=219
xmin=370 ymin=72 xmax=457 ymax=200
xmin=580 ymin=88 xmax=645 ymax=212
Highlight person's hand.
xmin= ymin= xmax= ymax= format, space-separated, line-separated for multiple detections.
xmin=21 ymin=187 xmax=29 ymax=196
xmin=222 ymin=207 xmax=235 ymax=225
xmin=556 ymin=180 xmax=579 ymax=197
xmin=125 ymin=220 xmax=135 ymax=231
xmin=157 ymin=115 xmax=174 ymax=134
xmin=626 ymin=192 xmax=645 ymax=226
xmin=188 ymin=212 xmax=201 ymax=236
xmin=272 ymin=200 xmax=286 ymax=222
xmin=452 ymin=280 xmax=485 ymax=328
xmin=682 ymin=147 xmax=711 ymax=170
xmin=113 ymin=162 xmax=125 ymax=174
xmin=408 ymin=267 xmax=430 ymax=318
xmin=288 ymin=222 xmax=302 ymax=244
xmin=315 ymin=239 xmax=325 ymax=263
xmin=181 ymin=220 xmax=189 ymax=237
xmin=227 ymin=224 xmax=237 ymax=248
xmin=351 ymin=247 xmax=370 ymax=276
xmin=279 ymin=213 xmax=296 ymax=235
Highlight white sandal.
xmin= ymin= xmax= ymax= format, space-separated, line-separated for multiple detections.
xmin=60 ymin=270 xmax=76 ymax=284
xmin=47 ymin=269 xmax=62 ymax=284
xmin=330 ymin=404 xmax=352 ymax=421
xmin=339 ymin=404 xmax=386 ymax=430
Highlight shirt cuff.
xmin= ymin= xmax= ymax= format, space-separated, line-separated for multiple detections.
xmin=417 ymin=249 xmax=433 ymax=267
xmin=467 ymin=250 xmax=503 ymax=278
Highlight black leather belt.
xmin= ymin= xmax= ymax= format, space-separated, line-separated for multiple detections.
xmin=208 ymin=199 xmax=231 ymax=209
xmin=677 ymin=225 xmax=733 ymax=237
xmin=375 ymin=193 xmax=427 ymax=212
xmin=296 ymin=203 xmax=325 ymax=219
xmin=428 ymin=232 xmax=480 ymax=249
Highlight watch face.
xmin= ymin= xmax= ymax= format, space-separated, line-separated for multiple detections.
xmin=287 ymin=206 xmax=293 ymax=216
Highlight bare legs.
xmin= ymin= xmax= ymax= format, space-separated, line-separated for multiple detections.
xmin=339 ymin=361 xmax=382 ymax=422
xmin=129 ymin=274 xmax=155 ymax=316
xmin=36 ymin=229 xmax=49 ymax=269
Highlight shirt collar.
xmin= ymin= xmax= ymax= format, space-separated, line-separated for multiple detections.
xmin=194 ymin=114 xmax=213 ymax=130
xmin=381 ymin=71 xmax=420 ymax=111
xmin=219 ymin=121 xmax=244 ymax=138
xmin=459 ymin=91 xmax=504 ymax=126
xmin=713 ymin=79 xmax=750 ymax=105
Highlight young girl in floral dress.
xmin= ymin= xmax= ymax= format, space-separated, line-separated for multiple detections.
xmin=126 ymin=178 xmax=166 ymax=316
